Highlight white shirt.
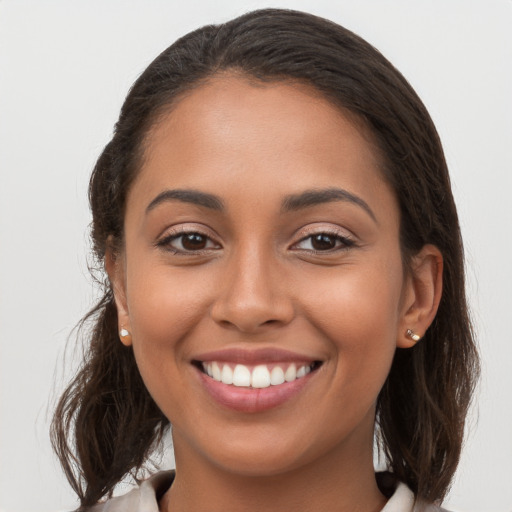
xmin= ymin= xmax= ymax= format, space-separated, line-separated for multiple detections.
xmin=88 ymin=471 xmax=448 ymax=512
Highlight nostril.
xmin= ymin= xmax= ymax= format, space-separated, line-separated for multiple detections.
xmin=210 ymin=289 xmax=295 ymax=333
xmin=211 ymin=309 xmax=291 ymax=333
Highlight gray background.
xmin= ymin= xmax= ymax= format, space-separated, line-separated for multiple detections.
xmin=1 ymin=1 xmax=511 ymax=511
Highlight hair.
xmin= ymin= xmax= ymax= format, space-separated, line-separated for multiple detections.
xmin=51 ymin=8 xmax=479 ymax=509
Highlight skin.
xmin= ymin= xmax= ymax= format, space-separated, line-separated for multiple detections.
xmin=108 ymin=75 xmax=442 ymax=512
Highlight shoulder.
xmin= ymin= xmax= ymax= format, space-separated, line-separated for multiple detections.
xmin=415 ymin=501 xmax=451 ymax=512
xmin=84 ymin=470 xmax=452 ymax=512
xmin=85 ymin=471 xmax=174 ymax=512
xmin=378 ymin=473 xmax=451 ymax=512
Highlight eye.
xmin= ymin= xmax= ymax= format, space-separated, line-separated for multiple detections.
xmin=293 ymin=232 xmax=355 ymax=252
xmin=158 ymin=231 xmax=220 ymax=253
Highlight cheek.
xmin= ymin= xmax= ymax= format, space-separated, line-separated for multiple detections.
xmin=297 ymin=258 xmax=404 ymax=388
xmin=124 ymin=264 xmax=215 ymax=404
xmin=302 ymin=260 xmax=402 ymax=334
xmin=127 ymin=261 xmax=213 ymax=337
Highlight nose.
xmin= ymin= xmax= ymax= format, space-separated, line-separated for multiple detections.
xmin=210 ymin=246 xmax=295 ymax=333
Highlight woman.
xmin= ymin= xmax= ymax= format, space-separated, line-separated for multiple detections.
xmin=52 ymin=8 xmax=479 ymax=511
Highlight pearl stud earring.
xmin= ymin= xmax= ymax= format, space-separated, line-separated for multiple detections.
xmin=406 ymin=329 xmax=421 ymax=342
xmin=120 ymin=328 xmax=130 ymax=338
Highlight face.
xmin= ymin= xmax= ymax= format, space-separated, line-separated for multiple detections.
xmin=112 ymin=76 xmax=418 ymax=477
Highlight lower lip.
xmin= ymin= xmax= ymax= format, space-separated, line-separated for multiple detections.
xmin=197 ymin=368 xmax=315 ymax=413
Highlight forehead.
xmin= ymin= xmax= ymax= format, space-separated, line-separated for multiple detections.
xmin=147 ymin=74 xmax=379 ymax=161
xmin=129 ymin=75 xmax=393 ymax=215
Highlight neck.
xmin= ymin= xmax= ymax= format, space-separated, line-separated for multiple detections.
xmin=161 ymin=429 xmax=387 ymax=512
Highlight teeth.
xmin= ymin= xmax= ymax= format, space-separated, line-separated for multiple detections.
xmin=251 ymin=365 xmax=271 ymax=388
xmin=232 ymin=364 xmax=251 ymax=387
xmin=202 ymin=362 xmax=314 ymax=388
xmin=284 ymin=364 xmax=297 ymax=382
xmin=270 ymin=366 xmax=285 ymax=385
xmin=212 ymin=362 xmax=222 ymax=381
xmin=221 ymin=364 xmax=233 ymax=385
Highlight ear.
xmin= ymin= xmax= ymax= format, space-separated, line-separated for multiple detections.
xmin=105 ymin=240 xmax=132 ymax=346
xmin=397 ymin=244 xmax=443 ymax=348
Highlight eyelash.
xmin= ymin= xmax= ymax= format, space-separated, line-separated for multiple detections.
xmin=156 ymin=229 xmax=220 ymax=255
xmin=292 ymin=230 xmax=356 ymax=253
xmin=156 ymin=229 xmax=356 ymax=255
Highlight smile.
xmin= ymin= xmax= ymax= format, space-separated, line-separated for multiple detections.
xmin=193 ymin=351 xmax=323 ymax=413
xmin=201 ymin=361 xmax=318 ymax=388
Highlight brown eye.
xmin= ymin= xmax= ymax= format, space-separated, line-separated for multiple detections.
xmin=293 ymin=232 xmax=355 ymax=252
xmin=311 ymin=234 xmax=337 ymax=251
xmin=158 ymin=231 xmax=220 ymax=253
xmin=181 ymin=233 xmax=208 ymax=250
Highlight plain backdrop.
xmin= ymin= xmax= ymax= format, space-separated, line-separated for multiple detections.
xmin=1 ymin=1 xmax=511 ymax=511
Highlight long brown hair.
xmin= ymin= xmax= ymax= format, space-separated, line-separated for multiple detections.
xmin=51 ymin=8 xmax=479 ymax=508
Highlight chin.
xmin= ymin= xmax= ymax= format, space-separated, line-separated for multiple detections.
xmin=208 ymin=448 xmax=313 ymax=479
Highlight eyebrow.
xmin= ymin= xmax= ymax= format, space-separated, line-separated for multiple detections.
xmin=146 ymin=186 xmax=376 ymax=223
xmin=146 ymin=189 xmax=224 ymax=213
xmin=281 ymin=188 xmax=377 ymax=223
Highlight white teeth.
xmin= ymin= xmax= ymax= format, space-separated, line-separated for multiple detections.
xmin=212 ymin=362 xmax=221 ymax=381
xmin=203 ymin=362 xmax=314 ymax=388
xmin=221 ymin=364 xmax=233 ymax=385
xmin=251 ymin=365 xmax=271 ymax=388
xmin=270 ymin=366 xmax=285 ymax=385
xmin=232 ymin=364 xmax=251 ymax=387
xmin=284 ymin=363 xmax=297 ymax=382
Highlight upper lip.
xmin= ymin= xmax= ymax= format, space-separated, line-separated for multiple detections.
xmin=193 ymin=347 xmax=319 ymax=365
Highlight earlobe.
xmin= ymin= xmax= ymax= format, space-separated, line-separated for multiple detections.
xmin=105 ymin=241 xmax=132 ymax=346
xmin=397 ymin=244 xmax=443 ymax=349
xmin=119 ymin=327 xmax=132 ymax=346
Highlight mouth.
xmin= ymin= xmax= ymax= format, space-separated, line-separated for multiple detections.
xmin=192 ymin=350 xmax=323 ymax=413
xmin=195 ymin=360 xmax=322 ymax=389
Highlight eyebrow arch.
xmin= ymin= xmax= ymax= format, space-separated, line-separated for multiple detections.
xmin=146 ymin=189 xmax=224 ymax=213
xmin=281 ymin=188 xmax=377 ymax=223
